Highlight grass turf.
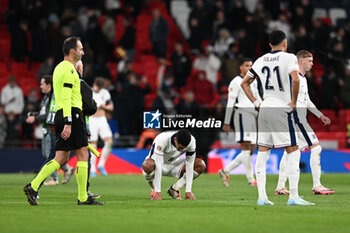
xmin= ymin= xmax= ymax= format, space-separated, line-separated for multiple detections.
xmin=0 ymin=173 xmax=349 ymax=233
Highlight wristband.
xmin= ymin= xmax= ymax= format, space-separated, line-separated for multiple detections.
xmin=64 ymin=116 xmax=72 ymax=125
xmin=253 ymin=100 xmax=261 ymax=108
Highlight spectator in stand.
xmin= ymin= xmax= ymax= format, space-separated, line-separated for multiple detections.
xmin=177 ymin=90 xmax=200 ymax=118
xmin=212 ymin=10 xmax=229 ymax=41
xmin=188 ymin=17 xmax=208 ymax=54
xmin=294 ymin=25 xmax=311 ymax=53
xmin=228 ymin=0 xmax=248 ymax=31
xmin=149 ymin=9 xmax=169 ymax=58
xmin=10 ymin=20 xmax=29 ymax=62
xmin=310 ymin=18 xmax=330 ymax=63
xmin=213 ymin=28 xmax=234 ymax=57
xmin=102 ymin=13 xmax=116 ymax=55
xmin=1 ymin=76 xmax=24 ymax=116
xmin=115 ymin=73 xmax=150 ymax=135
xmin=152 ymin=86 xmax=176 ymax=115
xmin=170 ymin=41 xmax=192 ymax=89
xmin=188 ymin=71 xmax=215 ymax=108
xmin=327 ymin=27 xmax=347 ymax=72
xmin=119 ymin=16 xmax=136 ymax=61
xmin=193 ymin=41 xmax=221 ymax=88
xmin=31 ymin=18 xmax=50 ymax=62
xmin=37 ymin=57 xmax=54 ymax=85
xmin=189 ymin=0 xmax=209 ymax=31
xmin=27 ymin=88 xmax=40 ymax=110
xmin=93 ymin=55 xmax=113 ymax=82
xmin=340 ymin=64 xmax=350 ymax=108
xmin=1 ymin=76 xmax=24 ymax=147
xmin=220 ymin=42 xmax=240 ymax=86
xmin=0 ymin=105 xmax=7 ymax=148
xmin=320 ymin=67 xmax=341 ymax=109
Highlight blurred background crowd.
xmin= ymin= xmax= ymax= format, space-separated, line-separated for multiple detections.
xmin=0 ymin=0 xmax=350 ymax=151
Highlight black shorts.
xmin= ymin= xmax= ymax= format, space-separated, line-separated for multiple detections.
xmin=54 ymin=108 xmax=88 ymax=151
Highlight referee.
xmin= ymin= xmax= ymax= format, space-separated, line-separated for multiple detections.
xmin=24 ymin=37 xmax=103 ymax=205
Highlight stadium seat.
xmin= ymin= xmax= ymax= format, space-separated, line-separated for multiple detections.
xmin=312 ymin=8 xmax=327 ymax=19
xmin=329 ymin=8 xmax=347 ymax=26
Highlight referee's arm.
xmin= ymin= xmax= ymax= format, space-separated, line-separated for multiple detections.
xmin=61 ymin=69 xmax=74 ymax=122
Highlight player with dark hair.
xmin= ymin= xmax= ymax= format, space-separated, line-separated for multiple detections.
xmin=219 ymin=58 xmax=258 ymax=187
xmin=241 ymin=30 xmax=314 ymax=205
xmin=23 ymin=37 xmax=103 ymax=205
xmin=142 ymin=129 xmax=206 ymax=200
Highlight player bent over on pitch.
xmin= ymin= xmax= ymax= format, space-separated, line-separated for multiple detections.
xmin=23 ymin=37 xmax=103 ymax=205
xmin=142 ymin=129 xmax=206 ymax=200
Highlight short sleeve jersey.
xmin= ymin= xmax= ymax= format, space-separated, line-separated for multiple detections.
xmin=93 ymin=88 xmax=112 ymax=107
xmin=227 ymin=75 xmax=259 ymax=109
xmin=247 ymin=51 xmax=299 ymax=108
xmin=152 ymin=131 xmax=196 ymax=164
xmin=53 ymin=60 xmax=82 ymax=117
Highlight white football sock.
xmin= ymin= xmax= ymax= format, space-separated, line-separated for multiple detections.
xmin=223 ymin=152 xmax=243 ymax=173
xmin=310 ymin=145 xmax=322 ymax=188
xmin=255 ymin=150 xmax=270 ymax=201
xmin=287 ymin=150 xmax=301 ymax=200
xmin=276 ymin=150 xmax=288 ymax=190
xmin=98 ymin=141 xmax=113 ymax=168
xmin=241 ymin=150 xmax=255 ymax=183
xmin=90 ymin=143 xmax=97 ymax=173
xmin=173 ymin=171 xmax=199 ymax=190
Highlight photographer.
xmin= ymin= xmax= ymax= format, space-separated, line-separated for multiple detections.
xmin=26 ymin=75 xmax=75 ymax=186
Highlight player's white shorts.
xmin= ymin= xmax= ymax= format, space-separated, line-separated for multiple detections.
xmin=89 ymin=116 xmax=113 ymax=141
xmin=144 ymin=155 xmax=185 ymax=179
xmin=234 ymin=109 xmax=257 ymax=143
xmin=293 ymin=112 xmax=319 ymax=150
xmin=258 ymin=108 xmax=298 ymax=148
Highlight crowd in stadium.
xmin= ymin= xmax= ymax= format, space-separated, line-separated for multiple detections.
xmin=1 ymin=0 xmax=350 ymax=148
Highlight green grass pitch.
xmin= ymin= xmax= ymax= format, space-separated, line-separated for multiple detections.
xmin=0 ymin=173 xmax=349 ymax=233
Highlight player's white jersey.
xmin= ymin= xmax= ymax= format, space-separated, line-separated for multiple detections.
xmin=295 ymin=73 xmax=323 ymax=120
xmin=149 ymin=131 xmax=196 ymax=164
xmin=93 ymin=88 xmax=112 ymax=108
xmin=248 ymin=51 xmax=299 ymax=109
xmin=227 ymin=75 xmax=260 ymax=111
xmin=297 ymin=73 xmax=308 ymax=107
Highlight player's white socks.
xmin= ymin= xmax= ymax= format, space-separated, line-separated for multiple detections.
xmin=90 ymin=143 xmax=97 ymax=173
xmin=287 ymin=150 xmax=301 ymax=200
xmin=310 ymin=145 xmax=322 ymax=188
xmin=240 ymin=150 xmax=255 ymax=183
xmin=98 ymin=141 xmax=113 ymax=168
xmin=276 ymin=150 xmax=288 ymax=190
xmin=223 ymin=151 xmax=245 ymax=174
xmin=173 ymin=171 xmax=199 ymax=190
xmin=255 ymin=150 xmax=270 ymax=201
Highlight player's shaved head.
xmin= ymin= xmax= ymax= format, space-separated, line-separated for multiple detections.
xmin=176 ymin=129 xmax=191 ymax=147
xmin=269 ymin=30 xmax=287 ymax=46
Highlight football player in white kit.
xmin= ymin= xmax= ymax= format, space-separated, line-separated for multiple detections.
xmin=90 ymin=77 xmax=114 ymax=177
xmin=241 ymin=30 xmax=314 ymax=205
xmin=219 ymin=58 xmax=258 ymax=187
xmin=142 ymin=129 xmax=206 ymax=200
xmin=275 ymin=50 xmax=333 ymax=195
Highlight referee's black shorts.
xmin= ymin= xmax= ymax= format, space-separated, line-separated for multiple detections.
xmin=54 ymin=107 xmax=88 ymax=151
